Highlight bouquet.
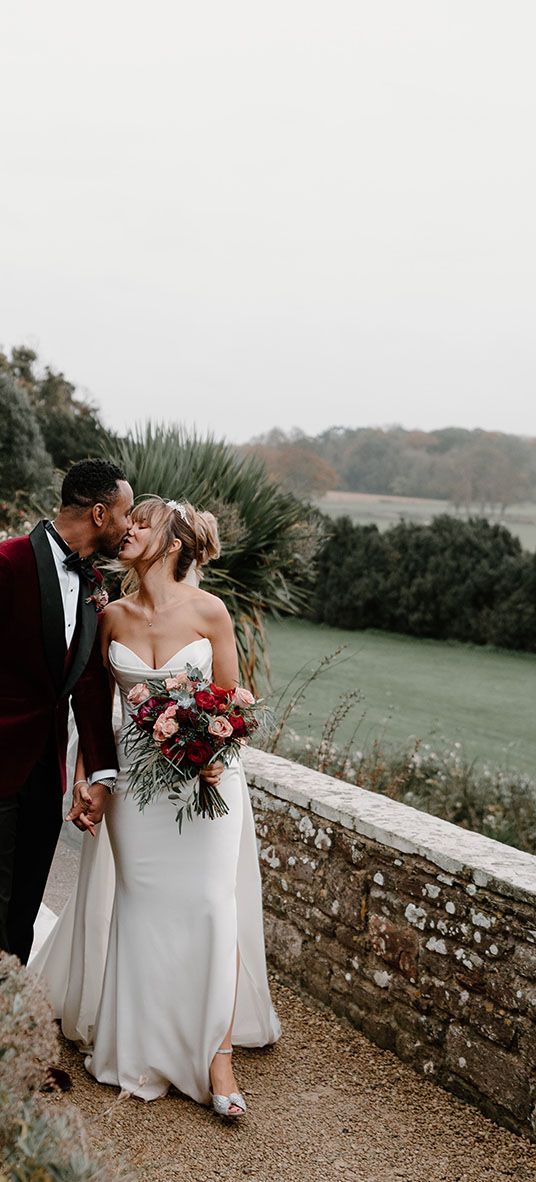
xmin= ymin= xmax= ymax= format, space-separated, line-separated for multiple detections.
xmin=123 ymin=664 xmax=270 ymax=831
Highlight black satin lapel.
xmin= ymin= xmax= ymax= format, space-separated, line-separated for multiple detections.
xmin=29 ymin=520 xmax=65 ymax=693
xmin=61 ymin=584 xmax=98 ymax=699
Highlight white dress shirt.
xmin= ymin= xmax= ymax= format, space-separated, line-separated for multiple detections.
xmin=45 ymin=528 xmax=115 ymax=786
xmin=46 ymin=529 xmax=80 ymax=647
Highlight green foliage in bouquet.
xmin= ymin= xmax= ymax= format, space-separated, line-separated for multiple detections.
xmin=124 ymin=664 xmax=272 ymax=832
xmin=109 ymin=423 xmax=323 ymax=688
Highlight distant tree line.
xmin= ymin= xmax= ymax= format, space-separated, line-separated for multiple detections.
xmin=2 ymin=342 xmax=535 ymax=657
xmin=245 ymin=425 xmax=536 ymax=508
xmin=312 ymin=515 xmax=536 ymax=652
xmin=241 ymin=429 xmax=339 ymax=497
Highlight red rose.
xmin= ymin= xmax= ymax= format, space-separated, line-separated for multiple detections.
xmin=174 ymin=706 xmax=192 ymax=723
xmin=194 ymin=690 xmax=217 ymax=711
xmin=141 ymin=696 xmax=168 ymax=716
xmin=161 ymin=740 xmax=184 ymax=762
xmin=185 ymin=740 xmax=214 ymax=765
xmin=209 ymin=683 xmax=232 ymax=705
xmin=135 ymin=695 xmax=170 ymax=732
xmin=228 ymin=712 xmax=247 ymax=735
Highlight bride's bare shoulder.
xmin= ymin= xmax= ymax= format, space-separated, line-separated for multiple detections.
xmin=102 ymin=597 xmax=130 ymax=617
xmin=100 ymin=595 xmax=137 ymax=628
xmin=192 ymin=586 xmax=230 ymax=622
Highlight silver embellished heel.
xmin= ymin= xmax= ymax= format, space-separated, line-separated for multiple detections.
xmin=210 ymin=1048 xmax=247 ymax=1119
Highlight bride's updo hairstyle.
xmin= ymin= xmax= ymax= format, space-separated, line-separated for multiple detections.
xmin=130 ymin=496 xmax=220 ymax=581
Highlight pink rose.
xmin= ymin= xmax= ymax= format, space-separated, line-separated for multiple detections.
xmin=207 ymin=715 xmax=234 ymax=739
xmin=127 ymin=682 xmax=150 ymax=705
xmin=232 ymin=686 xmax=255 ymax=707
xmin=153 ymin=703 xmax=179 ymax=743
xmin=165 ymin=673 xmax=189 ymax=690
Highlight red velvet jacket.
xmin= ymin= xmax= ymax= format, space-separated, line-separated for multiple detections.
xmin=0 ymin=521 xmax=118 ymax=797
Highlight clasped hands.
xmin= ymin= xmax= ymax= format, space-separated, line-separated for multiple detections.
xmin=66 ymin=780 xmax=109 ymax=836
xmin=66 ymin=761 xmax=225 ymax=836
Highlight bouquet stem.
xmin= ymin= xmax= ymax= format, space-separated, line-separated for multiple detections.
xmin=168 ymin=777 xmax=230 ymax=833
xmin=196 ymin=778 xmax=229 ymax=820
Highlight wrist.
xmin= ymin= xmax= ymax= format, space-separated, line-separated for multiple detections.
xmin=93 ymin=776 xmax=116 ymax=795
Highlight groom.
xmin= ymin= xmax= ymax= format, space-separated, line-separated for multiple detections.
xmin=0 ymin=458 xmax=133 ymax=966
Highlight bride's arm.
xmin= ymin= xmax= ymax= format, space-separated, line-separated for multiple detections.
xmin=65 ymin=745 xmax=97 ymax=836
xmin=66 ymin=606 xmax=118 ymax=833
xmin=206 ymin=597 xmax=240 ymax=689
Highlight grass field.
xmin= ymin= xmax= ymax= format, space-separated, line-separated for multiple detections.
xmin=264 ymin=618 xmax=536 ymax=776
xmin=315 ymin=492 xmax=536 ymax=552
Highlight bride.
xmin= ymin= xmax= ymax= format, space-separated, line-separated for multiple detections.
xmin=31 ymin=496 xmax=281 ymax=1118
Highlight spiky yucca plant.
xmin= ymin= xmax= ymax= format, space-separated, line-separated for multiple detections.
xmin=109 ymin=424 xmax=321 ymax=689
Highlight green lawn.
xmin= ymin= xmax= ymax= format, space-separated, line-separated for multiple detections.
xmin=315 ymin=492 xmax=536 ymax=552
xmin=264 ymin=619 xmax=536 ymax=776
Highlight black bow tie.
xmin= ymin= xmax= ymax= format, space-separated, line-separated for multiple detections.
xmin=62 ymin=551 xmax=98 ymax=583
xmin=45 ymin=521 xmax=98 ymax=585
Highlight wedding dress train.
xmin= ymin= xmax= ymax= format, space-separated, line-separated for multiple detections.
xmin=31 ymin=637 xmax=281 ymax=1104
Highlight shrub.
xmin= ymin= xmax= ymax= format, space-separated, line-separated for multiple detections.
xmin=0 ymin=373 xmax=54 ymax=514
xmin=312 ymin=514 xmax=536 ymax=651
xmin=0 ymin=954 xmax=136 ymax=1181
xmin=0 ymin=953 xmax=58 ymax=1124
xmin=2 ymin=345 xmax=112 ymax=470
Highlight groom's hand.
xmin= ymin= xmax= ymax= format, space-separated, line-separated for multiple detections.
xmin=66 ymin=780 xmax=96 ymax=835
xmin=83 ymin=782 xmax=109 ymax=827
xmin=66 ymin=781 xmax=108 ymax=834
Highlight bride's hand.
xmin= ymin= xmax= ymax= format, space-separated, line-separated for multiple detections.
xmin=66 ymin=781 xmax=107 ymax=835
xmin=200 ymin=760 xmax=224 ymax=786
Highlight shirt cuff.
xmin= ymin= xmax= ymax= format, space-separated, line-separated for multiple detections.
xmin=88 ymin=769 xmax=117 ymax=786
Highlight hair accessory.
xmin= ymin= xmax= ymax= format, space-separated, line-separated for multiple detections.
xmin=166 ymin=500 xmax=188 ymax=522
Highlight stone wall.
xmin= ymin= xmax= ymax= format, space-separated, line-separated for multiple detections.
xmin=243 ymin=747 xmax=536 ymax=1139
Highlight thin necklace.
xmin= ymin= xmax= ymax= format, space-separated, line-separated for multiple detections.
xmin=137 ymin=593 xmax=185 ymax=629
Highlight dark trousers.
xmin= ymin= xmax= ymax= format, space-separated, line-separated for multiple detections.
xmin=0 ymin=734 xmax=63 ymax=964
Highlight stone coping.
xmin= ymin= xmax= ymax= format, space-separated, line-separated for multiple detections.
xmin=243 ymin=748 xmax=536 ymax=906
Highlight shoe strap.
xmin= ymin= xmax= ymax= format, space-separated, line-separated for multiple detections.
xmin=215 ymin=1047 xmax=233 ymax=1055
xmin=229 ymin=1092 xmax=246 ymax=1110
xmin=212 ymin=1092 xmax=246 ymax=1115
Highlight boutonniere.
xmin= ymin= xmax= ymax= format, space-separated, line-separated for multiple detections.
xmin=86 ymin=585 xmax=109 ymax=612
xmin=85 ymin=566 xmax=109 ymax=611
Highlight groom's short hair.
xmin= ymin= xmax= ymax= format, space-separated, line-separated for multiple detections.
xmin=61 ymin=459 xmax=127 ymax=511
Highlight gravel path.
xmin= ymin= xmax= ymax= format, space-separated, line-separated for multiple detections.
xmin=41 ymin=843 xmax=536 ymax=1182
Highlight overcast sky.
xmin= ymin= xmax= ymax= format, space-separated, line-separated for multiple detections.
xmin=1 ymin=1 xmax=535 ymax=442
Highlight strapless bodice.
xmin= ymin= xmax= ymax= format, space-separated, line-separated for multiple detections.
xmin=109 ymin=638 xmax=213 ymax=725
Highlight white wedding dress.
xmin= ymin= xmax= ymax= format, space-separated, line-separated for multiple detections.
xmin=31 ymin=637 xmax=281 ymax=1104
